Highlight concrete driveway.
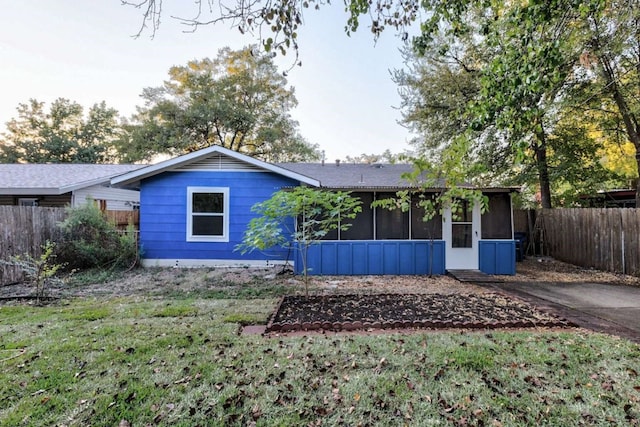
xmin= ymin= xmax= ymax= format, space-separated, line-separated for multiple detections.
xmin=492 ymin=281 xmax=640 ymax=342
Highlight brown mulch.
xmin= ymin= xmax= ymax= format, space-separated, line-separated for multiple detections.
xmin=265 ymin=292 xmax=572 ymax=333
xmin=264 ymin=256 xmax=640 ymax=334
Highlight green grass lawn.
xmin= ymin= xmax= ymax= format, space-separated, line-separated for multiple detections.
xmin=1 ymin=290 xmax=640 ymax=426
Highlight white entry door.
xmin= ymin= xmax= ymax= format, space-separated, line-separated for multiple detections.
xmin=443 ymin=199 xmax=481 ymax=270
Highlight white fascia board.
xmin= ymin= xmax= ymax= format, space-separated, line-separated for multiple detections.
xmin=60 ymin=178 xmax=113 ymax=194
xmin=111 ymin=145 xmax=320 ymax=187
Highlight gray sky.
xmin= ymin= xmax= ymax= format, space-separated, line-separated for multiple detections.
xmin=0 ymin=1 xmax=415 ymax=161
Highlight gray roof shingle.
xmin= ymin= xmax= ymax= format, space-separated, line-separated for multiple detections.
xmin=276 ymin=162 xmax=443 ymax=189
xmin=0 ymin=164 xmax=146 ymax=195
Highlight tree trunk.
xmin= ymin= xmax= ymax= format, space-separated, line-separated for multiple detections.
xmin=534 ymin=128 xmax=553 ymax=209
xmin=597 ymin=53 xmax=640 ymax=206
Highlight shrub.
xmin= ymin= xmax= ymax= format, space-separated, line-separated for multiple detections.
xmin=57 ymin=201 xmax=138 ymax=270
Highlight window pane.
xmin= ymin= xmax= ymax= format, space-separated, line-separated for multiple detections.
xmin=320 ymin=226 xmax=339 ymax=240
xmin=452 ymin=224 xmax=473 ymax=248
xmin=192 ymin=215 xmax=223 ymax=236
xmin=452 ymin=199 xmax=472 ymax=223
xmin=300 ymin=213 xmax=339 ymax=240
xmin=376 ymin=192 xmax=408 ymax=239
xmin=411 ymin=194 xmax=442 ymax=239
xmin=481 ymin=193 xmax=512 ymax=239
xmin=193 ymin=193 xmax=224 ymax=213
xmin=341 ymin=192 xmax=374 ymax=240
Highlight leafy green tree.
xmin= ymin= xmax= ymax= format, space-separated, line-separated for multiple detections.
xmin=0 ymin=99 xmax=122 ymax=163
xmin=118 ymin=46 xmax=321 ymax=162
xmin=392 ymin=40 xmax=510 ymax=183
xmin=400 ymin=0 xmax=640 ymax=206
xmin=124 ymin=0 xmax=640 ymax=203
xmin=236 ymin=187 xmax=361 ymax=295
xmin=580 ymin=0 xmax=640 ymax=201
xmin=523 ymin=113 xmax=624 ymax=206
xmin=395 ymin=37 xmax=627 ymax=207
xmin=396 ymin=1 xmax=640 ymax=207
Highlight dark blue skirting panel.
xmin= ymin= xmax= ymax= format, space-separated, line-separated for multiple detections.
xmin=479 ymin=240 xmax=516 ymax=275
xmin=295 ymin=241 xmax=446 ymax=275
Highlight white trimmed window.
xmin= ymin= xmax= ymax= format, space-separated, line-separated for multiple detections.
xmin=186 ymin=187 xmax=229 ymax=242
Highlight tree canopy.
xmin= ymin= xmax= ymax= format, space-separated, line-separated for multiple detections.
xmin=117 ymin=46 xmax=321 ymax=162
xmin=124 ymin=0 xmax=640 ymax=206
xmin=343 ymin=149 xmax=413 ymax=164
xmin=0 ymin=99 xmax=121 ymax=164
xmin=409 ymin=0 xmax=640 ymax=206
xmin=393 ymin=6 xmax=626 ymax=207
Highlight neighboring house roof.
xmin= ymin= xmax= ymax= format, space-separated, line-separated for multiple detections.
xmin=581 ymin=188 xmax=636 ymax=207
xmin=111 ymin=145 xmax=321 ymax=187
xmin=0 ymin=164 xmax=146 ymax=195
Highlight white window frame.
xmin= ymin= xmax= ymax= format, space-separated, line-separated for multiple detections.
xmin=186 ymin=187 xmax=230 ymax=242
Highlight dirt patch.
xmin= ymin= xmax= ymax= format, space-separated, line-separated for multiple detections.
xmin=267 ymin=293 xmax=571 ymax=333
xmin=1 ymin=256 xmax=638 ymax=300
xmin=0 ymin=265 xmax=485 ymax=300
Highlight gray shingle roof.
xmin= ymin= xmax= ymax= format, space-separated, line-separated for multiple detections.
xmin=276 ymin=162 xmax=444 ymax=189
xmin=0 ymin=164 xmax=146 ymax=195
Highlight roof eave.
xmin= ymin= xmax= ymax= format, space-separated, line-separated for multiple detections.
xmin=312 ymin=186 xmax=519 ymax=192
xmin=60 ymin=178 xmax=115 ymax=193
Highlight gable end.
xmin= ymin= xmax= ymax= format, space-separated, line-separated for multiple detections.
xmin=111 ymin=145 xmax=319 ymax=187
xmin=175 ymin=153 xmax=262 ymax=172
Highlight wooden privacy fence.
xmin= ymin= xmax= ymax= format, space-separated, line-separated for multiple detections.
xmin=1 ymin=206 xmax=140 ymax=285
xmin=104 ymin=209 xmax=140 ymax=229
xmin=0 ymin=206 xmax=67 ymax=285
xmin=536 ymin=208 xmax=640 ymax=276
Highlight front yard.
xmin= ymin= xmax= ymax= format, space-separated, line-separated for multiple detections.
xmin=1 ymin=259 xmax=640 ymax=426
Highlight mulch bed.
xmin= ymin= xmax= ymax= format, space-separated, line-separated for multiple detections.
xmin=266 ymin=293 xmax=574 ymax=333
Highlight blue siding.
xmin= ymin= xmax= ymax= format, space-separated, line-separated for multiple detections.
xmin=140 ymin=171 xmax=299 ymax=262
xmin=479 ymin=240 xmax=516 ymax=275
xmin=297 ymin=241 xmax=446 ymax=275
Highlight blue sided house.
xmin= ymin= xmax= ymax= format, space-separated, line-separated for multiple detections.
xmin=112 ymin=146 xmax=518 ymax=275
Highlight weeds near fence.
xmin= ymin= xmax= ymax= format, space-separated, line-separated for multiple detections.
xmin=0 ymin=241 xmax=65 ymax=304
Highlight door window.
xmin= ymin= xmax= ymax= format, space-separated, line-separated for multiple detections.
xmin=451 ymin=199 xmax=473 ymax=248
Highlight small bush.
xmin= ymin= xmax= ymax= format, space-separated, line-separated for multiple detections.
xmin=0 ymin=241 xmax=65 ymax=304
xmin=57 ymin=201 xmax=138 ymax=270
